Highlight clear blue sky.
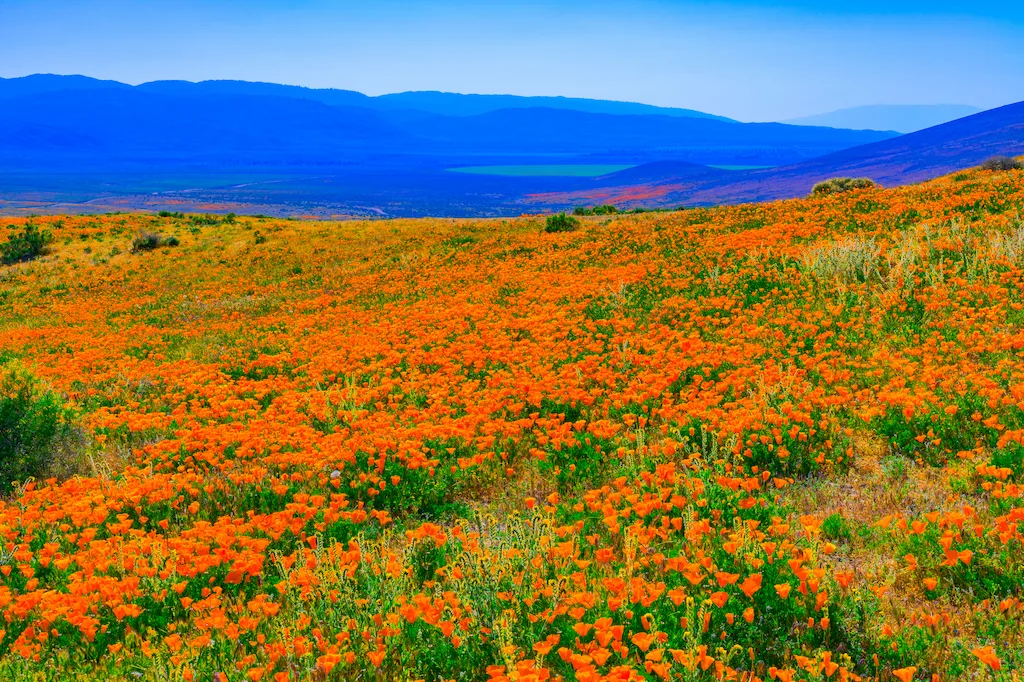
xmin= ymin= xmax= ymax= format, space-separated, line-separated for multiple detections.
xmin=1 ymin=0 xmax=1022 ymax=121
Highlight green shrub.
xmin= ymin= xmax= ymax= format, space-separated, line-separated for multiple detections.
xmin=822 ymin=512 xmax=852 ymax=542
xmin=189 ymin=214 xmax=221 ymax=227
xmin=544 ymin=213 xmax=580 ymax=233
xmin=1 ymin=222 xmax=52 ymax=265
xmin=0 ymin=369 xmax=81 ymax=494
xmin=980 ymin=156 xmax=1023 ymax=172
xmin=572 ymin=205 xmax=619 ymax=216
xmin=811 ymin=177 xmax=877 ymax=197
xmin=131 ymin=230 xmax=179 ymax=253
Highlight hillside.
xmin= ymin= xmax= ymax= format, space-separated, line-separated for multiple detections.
xmin=1 ymin=165 xmax=1023 ymax=679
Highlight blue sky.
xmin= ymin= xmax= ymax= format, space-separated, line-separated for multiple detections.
xmin=1 ymin=0 xmax=1022 ymax=121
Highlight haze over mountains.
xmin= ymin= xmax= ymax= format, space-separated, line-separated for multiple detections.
xmin=0 ymin=74 xmax=1019 ymax=217
xmin=784 ymin=104 xmax=982 ymax=134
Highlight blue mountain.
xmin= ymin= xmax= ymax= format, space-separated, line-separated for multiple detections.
xmin=0 ymin=75 xmax=895 ymax=171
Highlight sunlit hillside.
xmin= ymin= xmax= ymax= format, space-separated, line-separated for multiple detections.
xmin=1 ymin=164 xmax=1023 ymax=681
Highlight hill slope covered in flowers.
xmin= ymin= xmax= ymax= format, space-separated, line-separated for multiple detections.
xmin=1 ymin=165 xmax=1023 ymax=681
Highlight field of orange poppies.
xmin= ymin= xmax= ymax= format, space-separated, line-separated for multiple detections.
xmin=1 ymin=164 xmax=1023 ymax=681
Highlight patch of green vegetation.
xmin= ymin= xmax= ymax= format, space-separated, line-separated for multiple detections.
xmin=0 ymin=368 xmax=83 ymax=494
xmin=1 ymin=223 xmax=52 ymax=265
xmin=811 ymin=177 xmax=877 ymax=197
xmin=544 ymin=213 xmax=580 ymax=233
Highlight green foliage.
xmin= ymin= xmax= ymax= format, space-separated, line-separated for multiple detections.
xmin=0 ymin=369 xmax=81 ymax=495
xmin=980 ymin=156 xmax=1023 ymax=172
xmin=188 ymin=214 xmax=222 ymax=227
xmin=811 ymin=177 xmax=877 ymax=197
xmin=573 ymin=205 xmax=619 ymax=216
xmin=544 ymin=213 xmax=580 ymax=233
xmin=131 ymin=230 xmax=179 ymax=253
xmin=822 ymin=513 xmax=852 ymax=542
xmin=156 ymin=210 xmax=184 ymax=219
xmin=1 ymin=223 xmax=52 ymax=265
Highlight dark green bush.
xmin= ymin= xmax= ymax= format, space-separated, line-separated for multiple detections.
xmin=131 ymin=230 xmax=179 ymax=253
xmin=0 ymin=369 xmax=81 ymax=495
xmin=544 ymin=213 xmax=580 ymax=233
xmin=1 ymin=223 xmax=52 ymax=265
xmin=572 ymin=205 xmax=619 ymax=216
xmin=980 ymin=156 xmax=1023 ymax=172
xmin=811 ymin=177 xmax=877 ymax=197
xmin=189 ymin=214 xmax=221 ymax=227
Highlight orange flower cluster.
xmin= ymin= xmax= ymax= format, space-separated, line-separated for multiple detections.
xmin=0 ymin=165 xmax=1022 ymax=679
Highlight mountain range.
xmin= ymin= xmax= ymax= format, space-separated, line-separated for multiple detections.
xmin=0 ymin=75 xmax=892 ymax=170
xmin=0 ymin=74 xmax=1019 ymax=217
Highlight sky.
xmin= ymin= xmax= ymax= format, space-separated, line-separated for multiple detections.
xmin=1 ymin=0 xmax=1022 ymax=122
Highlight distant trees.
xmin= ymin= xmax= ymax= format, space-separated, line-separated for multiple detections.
xmin=980 ymin=156 xmax=1023 ymax=172
xmin=573 ymin=205 xmax=620 ymax=216
xmin=810 ymin=177 xmax=876 ymax=197
xmin=1 ymin=222 xmax=52 ymax=265
xmin=544 ymin=213 xmax=580 ymax=233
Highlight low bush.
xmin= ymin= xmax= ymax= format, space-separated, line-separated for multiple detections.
xmin=544 ymin=212 xmax=580 ymax=233
xmin=1 ymin=222 xmax=52 ymax=265
xmin=572 ymin=204 xmax=619 ymax=216
xmin=980 ymin=156 xmax=1023 ymax=172
xmin=0 ymin=368 xmax=82 ymax=495
xmin=131 ymin=230 xmax=179 ymax=252
xmin=811 ymin=177 xmax=876 ymax=197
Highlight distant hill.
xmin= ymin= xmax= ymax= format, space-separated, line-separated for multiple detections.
xmin=0 ymin=89 xmax=413 ymax=162
xmin=784 ymin=104 xmax=982 ymax=134
xmin=367 ymin=91 xmax=734 ymax=121
xmin=525 ymin=101 xmax=1024 ymax=209
xmin=0 ymin=74 xmax=130 ymax=99
xmin=0 ymin=75 xmax=732 ymax=121
xmin=0 ymin=77 xmax=895 ymax=171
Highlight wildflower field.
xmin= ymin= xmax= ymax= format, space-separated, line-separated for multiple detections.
xmin=1 ymin=165 xmax=1024 ymax=681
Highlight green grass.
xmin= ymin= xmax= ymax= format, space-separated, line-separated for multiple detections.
xmin=447 ymin=164 xmax=635 ymax=177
